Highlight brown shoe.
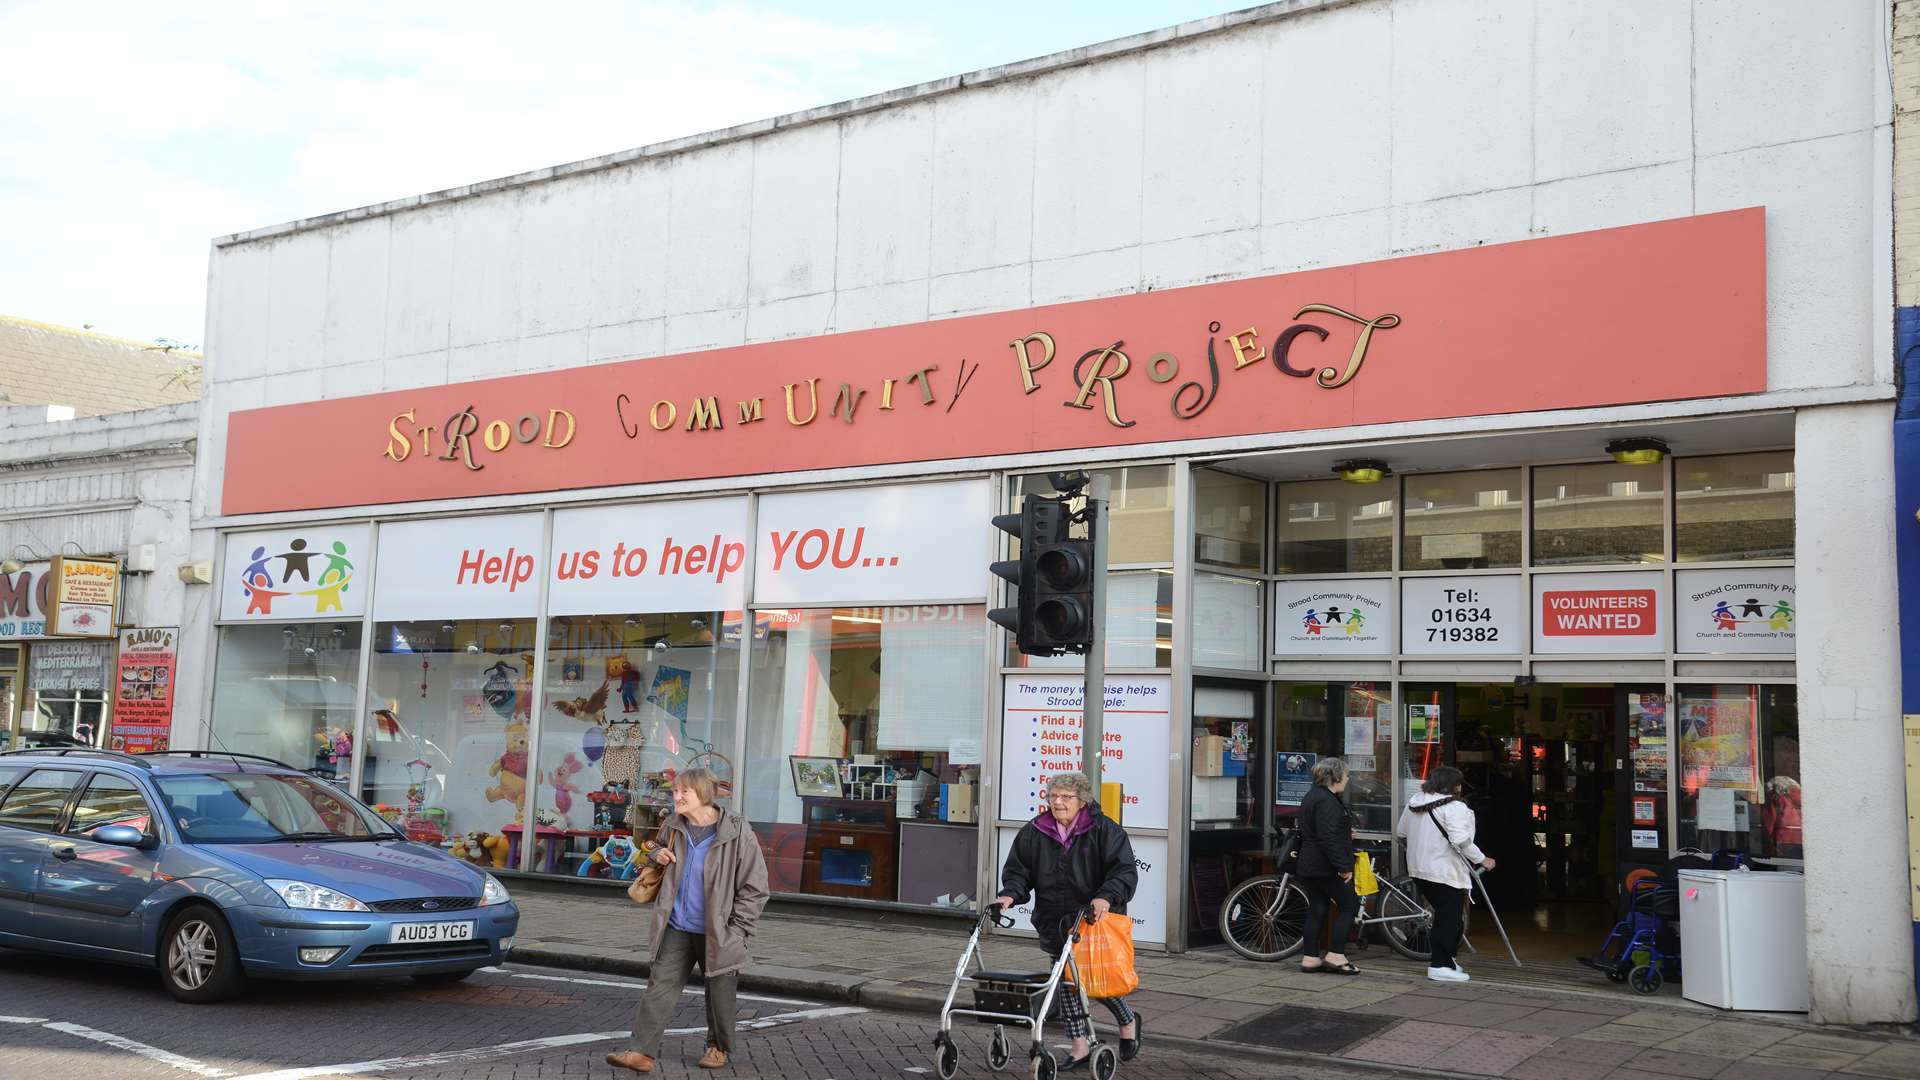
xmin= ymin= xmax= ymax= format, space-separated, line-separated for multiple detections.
xmin=605 ymin=1050 xmax=655 ymax=1073
xmin=698 ymin=1046 xmax=728 ymax=1069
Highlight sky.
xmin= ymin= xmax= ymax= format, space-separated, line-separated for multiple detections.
xmin=0 ymin=1 xmax=1249 ymax=349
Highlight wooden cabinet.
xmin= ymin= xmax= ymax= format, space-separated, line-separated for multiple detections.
xmin=799 ymin=797 xmax=898 ymax=902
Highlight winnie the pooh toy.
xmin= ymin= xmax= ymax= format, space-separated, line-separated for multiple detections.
xmin=486 ymin=721 xmax=530 ymax=820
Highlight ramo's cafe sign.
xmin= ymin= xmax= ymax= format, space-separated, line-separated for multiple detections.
xmin=222 ymin=209 xmax=1765 ymax=515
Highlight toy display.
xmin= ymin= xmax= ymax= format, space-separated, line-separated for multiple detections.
xmin=450 ymin=831 xmax=510 ymax=868
xmin=576 ymin=834 xmax=643 ymax=880
xmin=486 ymin=721 xmax=531 ymax=820
xmin=547 ymin=752 xmax=587 ymax=825
xmin=589 ymin=782 xmax=631 ymax=831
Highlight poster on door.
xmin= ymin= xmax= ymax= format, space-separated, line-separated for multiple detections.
xmin=1679 ymin=692 xmax=1760 ymax=793
xmin=1401 ymin=576 xmax=1523 ymax=655
xmin=1628 ymin=692 xmax=1669 ymax=793
xmin=1675 ymin=568 xmax=1794 ymax=654
xmin=999 ymin=675 xmax=1170 ymax=829
xmin=1532 ymin=571 xmax=1665 ymax=654
xmin=995 ymin=828 xmax=1167 ymax=944
xmin=109 ymin=627 xmax=176 ymax=752
xmin=1272 ymin=579 xmax=1392 ymax=655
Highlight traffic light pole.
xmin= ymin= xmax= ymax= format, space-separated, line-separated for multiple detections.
xmin=1081 ymin=474 xmax=1110 ymax=783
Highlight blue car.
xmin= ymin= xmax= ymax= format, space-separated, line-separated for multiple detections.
xmin=0 ymin=748 xmax=519 ymax=1003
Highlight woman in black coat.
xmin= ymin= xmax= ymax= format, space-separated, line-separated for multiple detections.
xmin=996 ymin=770 xmax=1142 ymax=1067
xmin=1295 ymin=756 xmax=1360 ymax=974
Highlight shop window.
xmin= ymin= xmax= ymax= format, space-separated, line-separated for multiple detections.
xmin=1403 ymin=469 xmax=1521 ymax=570
xmin=1272 ymin=681 xmax=1392 ymax=833
xmin=1532 ymin=461 xmax=1666 ymax=566
xmin=364 ymin=618 xmax=537 ymax=869
xmin=742 ymin=605 xmax=986 ymax=909
xmin=210 ymin=623 xmax=362 ymax=773
xmin=1011 ymin=466 xmax=1173 ymax=565
xmin=1675 ymin=452 xmax=1794 ymax=563
xmin=528 ymin=611 xmax=742 ymax=878
xmin=1274 ymin=479 xmax=1393 ymax=575
xmin=1195 ymin=469 xmax=1266 ymax=571
xmin=1676 ymin=684 xmax=1800 ymax=861
xmin=1007 ymin=571 xmax=1171 ymax=669
xmin=1192 ymin=573 xmax=1262 ymax=671
xmin=26 ymin=640 xmax=113 ymax=746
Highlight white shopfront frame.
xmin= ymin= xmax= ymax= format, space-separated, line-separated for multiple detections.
xmin=196 ymin=436 xmax=1795 ymax=954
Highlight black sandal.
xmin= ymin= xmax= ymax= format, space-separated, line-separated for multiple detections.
xmin=1318 ymin=962 xmax=1360 ymax=975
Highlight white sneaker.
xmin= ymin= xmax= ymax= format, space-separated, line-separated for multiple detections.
xmin=1428 ymin=965 xmax=1471 ymax=982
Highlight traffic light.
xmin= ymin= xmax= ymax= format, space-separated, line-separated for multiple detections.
xmin=989 ymin=494 xmax=1093 ymax=656
xmin=1031 ymin=523 xmax=1094 ymax=654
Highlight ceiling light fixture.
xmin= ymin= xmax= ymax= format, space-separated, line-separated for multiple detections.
xmin=1333 ymin=459 xmax=1391 ymax=484
xmin=1606 ymin=437 xmax=1669 ymax=465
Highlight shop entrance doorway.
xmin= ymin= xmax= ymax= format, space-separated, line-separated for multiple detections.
xmin=1401 ymin=682 xmax=1664 ymax=968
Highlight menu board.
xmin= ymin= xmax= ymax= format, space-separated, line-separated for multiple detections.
xmin=110 ymin=627 xmax=177 ymax=753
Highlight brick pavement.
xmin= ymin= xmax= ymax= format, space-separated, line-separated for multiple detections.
xmin=510 ymin=885 xmax=1920 ymax=1079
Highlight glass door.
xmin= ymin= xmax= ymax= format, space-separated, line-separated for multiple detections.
xmin=1188 ymin=680 xmax=1264 ymax=946
xmin=1400 ymin=683 xmax=1454 ymax=807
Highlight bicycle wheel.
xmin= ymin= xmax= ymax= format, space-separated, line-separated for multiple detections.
xmin=1377 ymin=875 xmax=1436 ymax=961
xmin=1220 ymin=875 xmax=1310 ymax=961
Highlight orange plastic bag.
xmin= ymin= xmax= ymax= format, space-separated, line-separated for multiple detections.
xmin=1069 ymin=912 xmax=1139 ymax=999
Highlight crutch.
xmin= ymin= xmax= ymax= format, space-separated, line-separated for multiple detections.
xmin=1459 ymin=857 xmax=1520 ymax=968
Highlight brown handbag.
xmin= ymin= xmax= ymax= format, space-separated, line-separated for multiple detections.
xmin=626 ymin=821 xmax=673 ymax=905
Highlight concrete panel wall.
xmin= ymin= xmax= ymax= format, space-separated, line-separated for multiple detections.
xmin=197 ymin=1 xmax=1893 ymax=517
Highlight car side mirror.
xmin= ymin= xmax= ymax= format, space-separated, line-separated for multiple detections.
xmin=91 ymin=824 xmax=153 ymax=849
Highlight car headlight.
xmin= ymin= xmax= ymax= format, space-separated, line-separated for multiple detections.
xmin=480 ymin=873 xmax=511 ymax=907
xmin=265 ymin=878 xmax=370 ymax=912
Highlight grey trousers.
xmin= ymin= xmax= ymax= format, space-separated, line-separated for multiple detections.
xmin=630 ymin=926 xmax=738 ymax=1056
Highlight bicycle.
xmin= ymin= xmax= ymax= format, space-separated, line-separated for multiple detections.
xmin=1219 ymin=829 xmax=1450 ymax=963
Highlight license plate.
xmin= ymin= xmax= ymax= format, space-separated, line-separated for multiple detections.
xmin=388 ymin=920 xmax=475 ymax=944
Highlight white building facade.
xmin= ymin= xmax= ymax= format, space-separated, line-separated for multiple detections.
xmin=178 ymin=1 xmax=1909 ymax=1022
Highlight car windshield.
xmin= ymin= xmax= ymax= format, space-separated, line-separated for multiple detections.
xmin=153 ymin=771 xmax=395 ymax=844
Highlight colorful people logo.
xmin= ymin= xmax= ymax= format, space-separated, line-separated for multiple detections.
xmin=1706 ymin=595 xmax=1792 ymax=633
xmin=239 ymin=536 xmax=354 ymax=616
xmin=1343 ymin=609 xmax=1367 ymax=636
xmin=1301 ymin=608 xmax=1323 ymax=636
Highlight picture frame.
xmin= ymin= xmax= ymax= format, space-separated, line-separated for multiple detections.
xmin=790 ymin=755 xmax=844 ymax=798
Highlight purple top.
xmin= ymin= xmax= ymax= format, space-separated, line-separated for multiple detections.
xmin=1032 ymin=807 xmax=1097 ymax=851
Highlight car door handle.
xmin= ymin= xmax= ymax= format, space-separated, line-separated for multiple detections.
xmin=52 ymin=845 xmax=76 ymax=861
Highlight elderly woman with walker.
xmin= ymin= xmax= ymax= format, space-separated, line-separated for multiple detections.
xmin=994 ymin=770 xmax=1143 ymax=1071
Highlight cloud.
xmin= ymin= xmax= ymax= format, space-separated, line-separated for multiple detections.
xmin=0 ymin=1 xmax=932 ymax=343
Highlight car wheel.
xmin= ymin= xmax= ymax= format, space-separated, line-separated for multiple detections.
xmin=160 ymin=905 xmax=245 ymax=1004
xmin=411 ymin=968 xmax=478 ymax=985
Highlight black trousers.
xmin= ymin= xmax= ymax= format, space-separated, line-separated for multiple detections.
xmin=1298 ymin=874 xmax=1359 ymax=958
xmin=1421 ymin=879 xmax=1468 ymax=970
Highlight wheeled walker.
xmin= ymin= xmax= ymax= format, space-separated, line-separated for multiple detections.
xmin=932 ymin=904 xmax=1119 ymax=1080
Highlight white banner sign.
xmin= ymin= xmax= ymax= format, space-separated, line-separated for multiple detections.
xmin=548 ymin=498 xmax=749 ymax=615
xmin=1402 ymin=575 xmax=1523 ymax=655
xmin=220 ymin=525 xmax=372 ymax=621
xmin=995 ymin=828 xmax=1167 ymax=945
xmin=1532 ymin=571 xmax=1666 ymax=655
xmin=999 ymin=675 xmax=1171 ymax=830
xmin=373 ymin=513 xmax=544 ymax=620
xmin=754 ymin=479 xmax=990 ymax=606
xmin=1272 ymin=579 xmax=1393 ymax=655
xmin=0 ymin=562 xmax=50 ymax=640
xmin=1675 ymin=568 xmax=1795 ymax=654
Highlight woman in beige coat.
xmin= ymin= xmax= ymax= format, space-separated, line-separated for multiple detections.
xmin=607 ymin=769 xmax=770 ymax=1074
